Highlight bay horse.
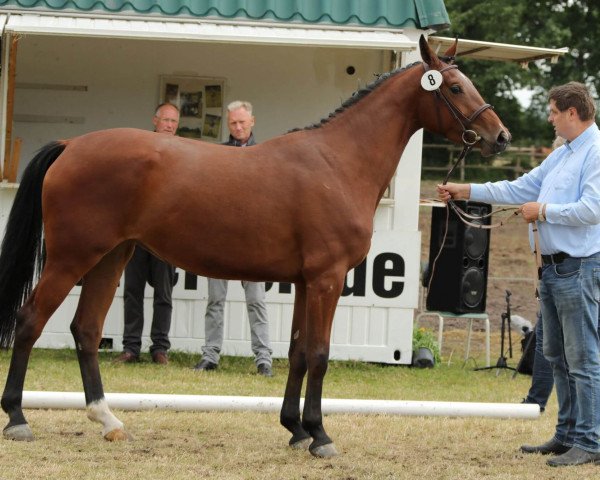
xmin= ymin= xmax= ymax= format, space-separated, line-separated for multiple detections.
xmin=0 ymin=36 xmax=509 ymax=457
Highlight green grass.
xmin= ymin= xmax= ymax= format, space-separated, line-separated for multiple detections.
xmin=2 ymin=347 xmax=532 ymax=404
xmin=2 ymin=347 xmax=591 ymax=480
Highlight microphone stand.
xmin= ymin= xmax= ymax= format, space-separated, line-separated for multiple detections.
xmin=475 ymin=290 xmax=516 ymax=374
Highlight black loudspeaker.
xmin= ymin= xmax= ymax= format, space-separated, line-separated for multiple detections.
xmin=426 ymin=201 xmax=491 ymax=314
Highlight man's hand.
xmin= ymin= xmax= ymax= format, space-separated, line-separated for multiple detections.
xmin=519 ymin=202 xmax=544 ymax=223
xmin=436 ymin=183 xmax=471 ymax=202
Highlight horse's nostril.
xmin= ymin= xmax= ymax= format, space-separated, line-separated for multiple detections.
xmin=497 ymin=130 xmax=511 ymax=146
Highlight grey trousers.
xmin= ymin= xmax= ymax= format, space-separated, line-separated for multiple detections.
xmin=202 ymin=278 xmax=272 ymax=366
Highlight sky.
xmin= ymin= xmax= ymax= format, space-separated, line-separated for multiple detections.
xmin=513 ymin=88 xmax=534 ymax=107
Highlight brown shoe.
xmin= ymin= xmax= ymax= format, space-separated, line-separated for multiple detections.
xmin=152 ymin=351 xmax=169 ymax=365
xmin=113 ymin=351 xmax=138 ymax=364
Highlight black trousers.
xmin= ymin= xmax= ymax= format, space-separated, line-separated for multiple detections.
xmin=122 ymin=246 xmax=175 ymax=355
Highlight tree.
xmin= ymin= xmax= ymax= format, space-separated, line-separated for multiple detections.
xmin=522 ymin=1 xmax=600 ymax=95
xmin=440 ymin=0 xmax=599 ymax=145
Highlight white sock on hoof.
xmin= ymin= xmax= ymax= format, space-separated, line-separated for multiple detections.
xmin=86 ymin=398 xmax=124 ymax=436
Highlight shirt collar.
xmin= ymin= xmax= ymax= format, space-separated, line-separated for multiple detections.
xmin=565 ymin=123 xmax=599 ymax=152
xmin=228 ymin=132 xmax=255 ymax=147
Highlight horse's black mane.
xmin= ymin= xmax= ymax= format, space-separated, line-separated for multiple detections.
xmin=290 ymin=61 xmax=423 ymax=132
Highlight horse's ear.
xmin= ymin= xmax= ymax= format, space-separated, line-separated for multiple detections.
xmin=419 ymin=34 xmax=440 ymax=68
xmin=444 ymin=38 xmax=458 ymax=60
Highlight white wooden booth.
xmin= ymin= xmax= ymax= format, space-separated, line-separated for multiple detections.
xmin=0 ymin=12 xmax=427 ymax=364
xmin=0 ymin=10 xmax=567 ymax=364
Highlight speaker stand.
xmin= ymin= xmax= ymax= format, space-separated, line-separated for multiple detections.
xmin=475 ymin=290 xmax=516 ymax=374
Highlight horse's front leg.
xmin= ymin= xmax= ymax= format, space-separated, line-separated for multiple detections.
xmin=301 ymin=273 xmax=344 ymax=458
xmin=280 ymin=282 xmax=311 ymax=449
xmin=73 ymin=243 xmax=133 ymax=441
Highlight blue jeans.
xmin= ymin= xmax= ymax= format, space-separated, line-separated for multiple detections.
xmin=524 ymin=312 xmax=554 ymax=410
xmin=540 ymin=254 xmax=600 ymax=453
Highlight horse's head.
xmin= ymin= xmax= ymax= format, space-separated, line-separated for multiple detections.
xmin=418 ymin=35 xmax=511 ymax=157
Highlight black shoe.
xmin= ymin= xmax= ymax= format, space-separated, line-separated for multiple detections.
xmin=520 ymin=438 xmax=570 ymax=455
xmin=547 ymin=446 xmax=600 ymax=467
xmin=193 ymin=359 xmax=218 ymax=371
xmin=257 ymin=363 xmax=273 ymax=377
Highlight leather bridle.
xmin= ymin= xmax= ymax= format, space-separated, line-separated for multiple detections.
xmin=423 ymin=62 xmax=493 ymax=185
xmin=423 ymin=62 xmax=518 ymax=230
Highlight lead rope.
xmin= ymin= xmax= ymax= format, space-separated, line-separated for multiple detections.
xmin=441 ymin=142 xmax=520 ymax=228
xmin=425 ymin=151 xmax=521 ymax=306
xmin=532 ymin=222 xmax=543 ymax=299
xmin=447 ymin=201 xmax=519 ymax=229
xmin=424 ymin=143 xmax=471 ymax=300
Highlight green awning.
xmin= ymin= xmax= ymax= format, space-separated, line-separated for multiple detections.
xmin=0 ymin=0 xmax=450 ymax=30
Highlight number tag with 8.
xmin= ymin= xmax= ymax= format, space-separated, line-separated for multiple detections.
xmin=421 ymin=70 xmax=443 ymax=91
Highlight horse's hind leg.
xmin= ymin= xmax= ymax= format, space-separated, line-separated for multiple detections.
xmin=2 ymin=265 xmax=84 ymax=441
xmin=1 ymin=300 xmax=41 ymax=440
xmin=280 ymin=282 xmax=311 ymax=450
xmin=70 ymin=242 xmax=134 ymax=441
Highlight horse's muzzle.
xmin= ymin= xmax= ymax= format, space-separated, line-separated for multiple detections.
xmin=494 ymin=130 xmax=511 ymax=153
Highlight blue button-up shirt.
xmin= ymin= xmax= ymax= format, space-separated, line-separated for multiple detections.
xmin=470 ymin=123 xmax=600 ymax=257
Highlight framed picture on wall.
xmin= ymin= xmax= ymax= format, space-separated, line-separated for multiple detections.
xmin=159 ymin=76 xmax=225 ymax=142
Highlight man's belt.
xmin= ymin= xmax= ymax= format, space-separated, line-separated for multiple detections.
xmin=541 ymin=252 xmax=570 ymax=265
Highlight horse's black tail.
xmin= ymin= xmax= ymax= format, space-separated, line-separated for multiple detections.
xmin=0 ymin=141 xmax=66 ymax=349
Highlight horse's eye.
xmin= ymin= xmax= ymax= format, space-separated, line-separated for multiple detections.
xmin=450 ymin=85 xmax=462 ymax=94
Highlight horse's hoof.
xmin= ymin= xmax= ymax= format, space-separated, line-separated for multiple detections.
xmin=103 ymin=428 xmax=133 ymax=441
xmin=290 ymin=437 xmax=312 ymax=450
xmin=310 ymin=442 xmax=339 ymax=458
xmin=3 ymin=424 xmax=34 ymax=442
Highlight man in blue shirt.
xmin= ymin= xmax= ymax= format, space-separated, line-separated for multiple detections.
xmin=438 ymin=82 xmax=600 ymax=467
